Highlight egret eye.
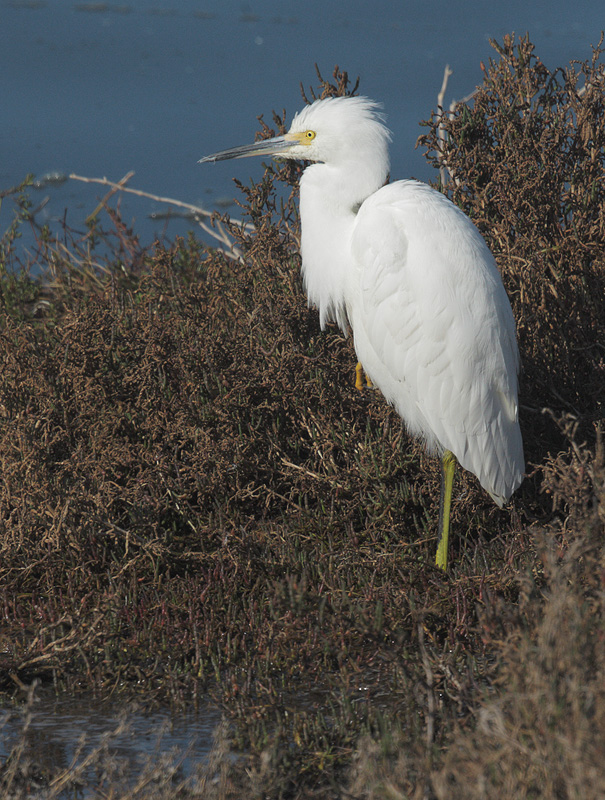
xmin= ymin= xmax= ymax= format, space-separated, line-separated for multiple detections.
xmin=304 ymin=130 xmax=316 ymax=142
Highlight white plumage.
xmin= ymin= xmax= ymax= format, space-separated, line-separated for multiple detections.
xmin=201 ymin=95 xmax=524 ymax=567
xmin=348 ymin=180 xmax=522 ymax=506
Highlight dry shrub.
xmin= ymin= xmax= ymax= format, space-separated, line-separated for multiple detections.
xmin=343 ymin=429 xmax=604 ymax=800
xmin=0 ymin=71 xmax=445 ymax=704
xmin=433 ymin=496 xmax=604 ymax=798
xmin=437 ymin=415 xmax=603 ymax=800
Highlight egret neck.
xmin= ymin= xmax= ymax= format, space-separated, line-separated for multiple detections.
xmin=299 ymin=155 xmax=389 ymax=333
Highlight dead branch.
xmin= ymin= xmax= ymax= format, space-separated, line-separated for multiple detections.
xmin=434 ymin=65 xmax=478 ymax=186
xmin=69 ymin=172 xmax=248 ymax=263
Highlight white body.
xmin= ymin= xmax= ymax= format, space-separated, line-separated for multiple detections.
xmin=294 ymin=99 xmax=524 ymax=505
xmin=202 ymin=96 xmax=525 ymax=506
xmin=300 ymin=174 xmax=523 ymax=504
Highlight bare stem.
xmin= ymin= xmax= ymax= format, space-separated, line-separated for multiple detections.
xmin=434 ymin=66 xmax=478 ymax=187
xmin=437 ymin=64 xmax=454 ymax=186
xmin=69 ymin=172 xmax=250 ymax=263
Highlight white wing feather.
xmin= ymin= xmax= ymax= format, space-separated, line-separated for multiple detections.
xmin=348 ymin=181 xmax=524 ymax=504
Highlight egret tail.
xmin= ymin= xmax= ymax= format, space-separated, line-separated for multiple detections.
xmin=435 ymin=450 xmax=456 ymax=570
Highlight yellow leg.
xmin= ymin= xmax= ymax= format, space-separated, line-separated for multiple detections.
xmin=354 ymin=362 xmax=373 ymax=391
xmin=435 ymin=450 xmax=456 ymax=571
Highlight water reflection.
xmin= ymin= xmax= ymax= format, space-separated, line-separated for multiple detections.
xmin=0 ymin=688 xmax=222 ymax=791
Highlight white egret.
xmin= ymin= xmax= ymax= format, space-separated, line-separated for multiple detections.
xmin=200 ymin=96 xmax=524 ymax=570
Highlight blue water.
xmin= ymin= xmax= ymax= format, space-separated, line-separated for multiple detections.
xmin=2 ymin=0 xmax=603 ymax=254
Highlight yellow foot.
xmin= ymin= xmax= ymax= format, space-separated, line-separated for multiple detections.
xmin=355 ymin=362 xmax=373 ymax=391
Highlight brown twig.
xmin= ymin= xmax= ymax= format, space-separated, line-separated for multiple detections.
xmin=69 ymin=172 xmax=249 ymax=263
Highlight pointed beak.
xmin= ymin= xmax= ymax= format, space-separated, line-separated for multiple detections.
xmin=199 ymin=134 xmax=298 ymax=163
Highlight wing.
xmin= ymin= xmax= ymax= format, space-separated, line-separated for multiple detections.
xmin=348 ymin=180 xmax=524 ymax=504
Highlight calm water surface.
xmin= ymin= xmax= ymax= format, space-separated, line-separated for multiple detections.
xmin=2 ymin=0 xmax=604 ymax=252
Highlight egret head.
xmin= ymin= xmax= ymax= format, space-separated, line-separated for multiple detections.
xmin=200 ymin=96 xmax=392 ymax=176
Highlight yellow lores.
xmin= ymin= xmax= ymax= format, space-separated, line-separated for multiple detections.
xmin=201 ymin=96 xmax=524 ymax=570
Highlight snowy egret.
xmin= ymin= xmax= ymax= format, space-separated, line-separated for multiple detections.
xmin=200 ymin=96 xmax=524 ymax=570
